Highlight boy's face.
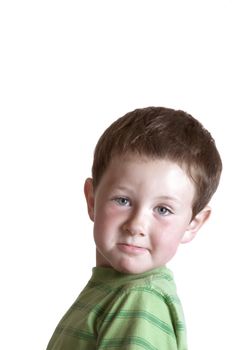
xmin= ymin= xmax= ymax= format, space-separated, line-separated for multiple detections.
xmin=85 ymin=155 xmax=210 ymax=274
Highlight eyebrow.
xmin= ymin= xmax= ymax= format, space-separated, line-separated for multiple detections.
xmin=114 ymin=185 xmax=131 ymax=191
xmin=114 ymin=187 xmax=180 ymax=203
xmin=155 ymin=195 xmax=181 ymax=204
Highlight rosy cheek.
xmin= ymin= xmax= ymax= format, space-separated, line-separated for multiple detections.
xmin=95 ymin=206 xmax=118 ymax=229
xmin=153 ymin=227 xmax=180 ymax=250
xmin=105 ymin=204 xmax=127 ymax=220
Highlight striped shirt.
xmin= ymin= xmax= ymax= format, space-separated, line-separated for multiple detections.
xmin=46 ymin=266 xmax=187 ymax=350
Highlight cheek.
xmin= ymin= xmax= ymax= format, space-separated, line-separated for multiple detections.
xmin=155 ymin=234 xmax=180 ymax=250
xmin=96 ymin=204 xmax=124 ymax=226
xmin=94 ymin=206 xmax=118 ymax=237
xmin=151 ymin=221 xmax=186 ymax=251
xmin=153 ymin=234 xmax=182 ymax=262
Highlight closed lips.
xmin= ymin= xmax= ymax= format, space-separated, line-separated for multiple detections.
xmin=117 ymin=243 xmax=148 ymax=253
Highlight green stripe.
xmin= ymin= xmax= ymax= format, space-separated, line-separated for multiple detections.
xmin=103 ymin=309 xmax=175 ymax=337
xmin=88 ymin=281 xmax=119 ymax=293
xmin=130 ymin=286 xmax=181 ymax=305
xmin=71 ymin=300 xmax=105 ymax=317
xmin=98 ymin=336 xmax=159 ymax=350
xmin=54 ymin=326 xmax=161 ymax=349
xmin=175 ymin=320 xmax=186 ymax=331
xmin=88 ymin=282 xmax=180 ymax=306
xmin=55 ymin=325 xmax=95 ymax=341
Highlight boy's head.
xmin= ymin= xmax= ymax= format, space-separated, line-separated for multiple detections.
xmin=91 ymin=107 xmax=222 ymax=218
xmin=84 ymin=107 xmax=222 ymax=274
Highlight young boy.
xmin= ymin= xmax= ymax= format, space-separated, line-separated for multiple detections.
xmin=46 ymin=107 xmax=222 ymax=350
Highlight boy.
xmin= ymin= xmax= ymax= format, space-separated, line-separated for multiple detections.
xmin=46 ymin=107 xmax=222 ymax=350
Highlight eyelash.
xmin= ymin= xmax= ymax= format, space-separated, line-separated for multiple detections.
xmin=112 ymin=197 xmax=173 ymax=216
xmin=155 ymin=206 xmax=173 ymax=216
xmin=113 ymin=197 xmax=131 ymax=206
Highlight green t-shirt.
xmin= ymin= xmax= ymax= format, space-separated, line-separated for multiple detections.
xmin=46 ymin=266 xmax=187 ymax=350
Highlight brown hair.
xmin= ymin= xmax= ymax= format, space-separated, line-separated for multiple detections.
xmin=92 ymin=107 xmax=222 ymax=217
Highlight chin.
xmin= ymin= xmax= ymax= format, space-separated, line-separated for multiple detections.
xmin=114 ymin=262 xmax=148 ymax=275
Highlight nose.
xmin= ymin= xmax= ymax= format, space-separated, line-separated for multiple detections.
xmin=122 ymin=210 xmax=147 ymax=237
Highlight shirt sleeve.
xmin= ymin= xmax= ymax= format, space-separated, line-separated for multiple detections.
xmin=96 ymin=286 xmax=184 ymax=350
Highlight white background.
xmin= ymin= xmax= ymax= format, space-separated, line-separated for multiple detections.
xmin=0 ymin=1 xmax=231 ymax=349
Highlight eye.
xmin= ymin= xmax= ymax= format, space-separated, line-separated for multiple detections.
xmin=113 ymin=197 xmax=131 ymax=207
xmin=156 ymin=206 xmax=172 ymax=216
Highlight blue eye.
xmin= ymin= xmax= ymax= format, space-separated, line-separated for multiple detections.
xmin=156 ymin=206 xmax=172 ymax=216
xmin=114 ymin=197 xmax=130 ymax=206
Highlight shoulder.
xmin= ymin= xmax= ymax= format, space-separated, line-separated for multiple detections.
xmin=119 ymin=267 xmax=179 ymax=303
xmin=101 ymin=268 xmax=180 ymax=321
xmin=114 ymin=268 xmax=185 ymax=332
xmin=96 ymin=270 xmax=186 ymax=349
xmin=116 ymin=278 xmax=178 ymax=318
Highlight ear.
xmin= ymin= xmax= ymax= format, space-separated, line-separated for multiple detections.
xmin=181 ymin=206 xmax=211 ymax=244
xmin=84 ymin=178 xmax=95 ymax=222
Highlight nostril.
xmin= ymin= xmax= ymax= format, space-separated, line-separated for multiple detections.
xmin=123 ymin=224 xmax=145 ymax=237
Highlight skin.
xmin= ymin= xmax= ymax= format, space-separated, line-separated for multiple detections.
xmin=84 ymin=155 xmax=210 ymax=274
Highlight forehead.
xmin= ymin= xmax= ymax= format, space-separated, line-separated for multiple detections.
xmin=98 ymin=155 xmax=195 ymax=200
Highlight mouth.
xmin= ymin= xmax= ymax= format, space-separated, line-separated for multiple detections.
xmin=117 ymin=243 xmax=148 ymax=254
